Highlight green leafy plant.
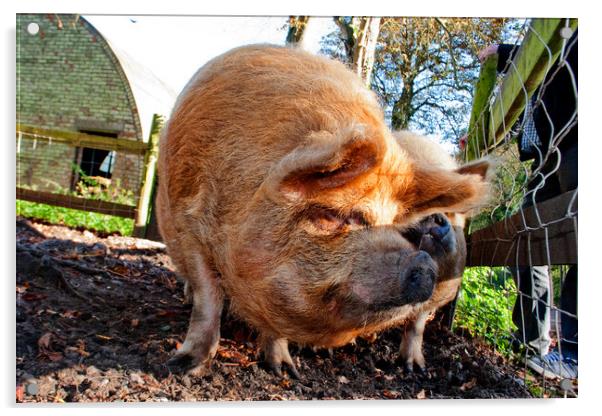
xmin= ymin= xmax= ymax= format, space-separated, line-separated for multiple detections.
xmin=16 ymin=200 xmax=134 ymax=235
xmin=455 ymin=266 xmax=518 ymax=355
xmin=17 ymin=165 xmax=136 ymax=235
xmin=468 ymin=144 xmax=529 ymax=233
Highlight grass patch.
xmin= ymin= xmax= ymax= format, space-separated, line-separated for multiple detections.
xmin=17 ymin=200 xmax=134 ymax=236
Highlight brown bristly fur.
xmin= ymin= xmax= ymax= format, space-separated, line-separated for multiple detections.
xmin=156 ymin=45 xmax=491 ymax=375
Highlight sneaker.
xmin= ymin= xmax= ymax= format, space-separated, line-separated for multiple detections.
xmin=527 ymin=350 xmax=578 ymax=380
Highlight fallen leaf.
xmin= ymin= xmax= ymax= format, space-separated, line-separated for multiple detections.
xmin=460 ymin=378 xmax=477 ymax=391
xmin=338 ymin=375 xmax=350 ymax=384
xmin=66 ymin=339 xmax=90 ymax=357
xmin=383 ymin=389 xmax=400 ymax=399
xmin=416 ymin=389 xmax=426 ymax=399
xmin=16 ymin=385 xmax=24 ymax=402
xmin=156 ymin=309 xmax=179 ymax=318
xmin=60 ymin=310 xmax=80 ymax=319
xmin=38 ymin=332 xmax=52 ymax=351
xmin=110 ymin=265 xmax=131 ymax=276
xmin=217 ymin=347 xmax=246 ymax=363
xmin=242 ymin=361 xmax=258 ymax=368
xmin=21 ymin=293 xmax=47 ymax=301
xmin=47 ymin=351 xmax=63 ymax=362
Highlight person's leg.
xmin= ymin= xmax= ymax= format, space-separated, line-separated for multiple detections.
xmin=560 ymin=265 xmax=578 ymax=360
xmin=510 ymin=266 xmax=552 ymax=356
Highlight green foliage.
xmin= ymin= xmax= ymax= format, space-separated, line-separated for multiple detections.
xmin=73 ymin=176 xmax=136 ymax=206
xmin=455 ymin=267 xmax=517 ymax=355
xmin=372 ymin=18 xmax=515 ymax=141
xmin=17 ymin=200 xmax=134 ymax=235
xmin=468 ymin=143 xmax=529 ymax=232
xmin=17 ymin=166 xmax=136 ymax=236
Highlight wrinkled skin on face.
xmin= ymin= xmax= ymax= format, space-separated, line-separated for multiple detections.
xmin=156 ymin=45 xmax=491 ymax=377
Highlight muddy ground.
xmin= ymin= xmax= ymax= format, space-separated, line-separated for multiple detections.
xmin=16 ymin=217 xmax=557 ymax=402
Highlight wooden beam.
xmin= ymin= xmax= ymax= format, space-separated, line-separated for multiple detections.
xmin=465 ymin=54 xmax=498 ymax=161
xmin=16 ymin=124 xmax=149 ymax=155
xmin=487 ymin=18 xmax=578 ymax=150
xmin=16 ymin=187 xmax=137 ymax=219
xmin=466 ymin=190 xmax=577 ymax=267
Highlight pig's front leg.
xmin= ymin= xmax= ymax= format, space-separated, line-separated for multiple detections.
xmin=259 ymin=335 xmax=300 ymax=379
xmin=399 ymin=310 xmax=430 ymax=373
xmin=167 ymin=254 xmax=223 ymax=376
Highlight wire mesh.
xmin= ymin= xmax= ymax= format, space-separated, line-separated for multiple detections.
xmin=16 ymin=129 xmax=146 ymax=228
xmin=463 ymin=19 xmax=577 ymax=395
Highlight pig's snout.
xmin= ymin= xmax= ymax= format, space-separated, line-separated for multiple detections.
xmin=403 ymin=214 xmax=456 ymax=259
xmin=353 ymin=249 xmax=436 ymax=312
xmin=400 ymin=250 xmax=436 ymax=304
xmin=428 ymin=214 xmax=451 ymax=240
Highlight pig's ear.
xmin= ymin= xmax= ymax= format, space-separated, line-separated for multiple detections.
xmin=265 ymin=131 xmax=384 ymax=201
xmin=455 ymin=158 xmax=491 ymax=179
xmin=409 ymin=158 xmax=492 ymax=215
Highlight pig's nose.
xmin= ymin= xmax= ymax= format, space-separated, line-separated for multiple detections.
xmin=401 ymin=251 xmax=436 ymax=304
xmin=428 ymin=214 xmax=450 ymax=241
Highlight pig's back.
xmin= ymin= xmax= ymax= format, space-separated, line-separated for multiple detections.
xmin=162 ymin=45 xmax=381 ymax=202
xmin=157 ymin=44 xmax=384 ymax=254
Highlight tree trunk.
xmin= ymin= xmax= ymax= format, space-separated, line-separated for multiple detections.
xmin=286 ymin=16 xmax=311 ymax=46
xmin=391 ymin=78 xmax=415 ymax=130
xmin=333 ymin=17 xmax=382 ymax=86
xmin=351 ymin=17 xmax=382 ymax=86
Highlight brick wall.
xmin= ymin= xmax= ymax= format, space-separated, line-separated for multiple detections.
xmin=16 ymin=14 xmax=144 ymax=194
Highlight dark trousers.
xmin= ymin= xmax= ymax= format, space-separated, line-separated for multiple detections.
xmin=511 ymin=143 xmax=577 ymax=358
xmin=511 ymin=265 xmax=577 ymax=358
xmin=560 ymin=266 xmax=578 ymax=359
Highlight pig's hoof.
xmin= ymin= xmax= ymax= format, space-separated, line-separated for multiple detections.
xmin=403 ymin=362 xmax=426 ymax=375
xmin=267 ymin=360 xmax=301 ymax=380
xmin=167 ymin=352 xmax=210 ymax=376
xmin=260 ymin=336 xmax=301 ymax=379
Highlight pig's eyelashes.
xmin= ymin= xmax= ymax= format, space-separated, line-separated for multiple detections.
xmin=307 ymin=207 xmax=369 ymax=233
xmin=345 ymin=212 xmax=369 ymax=227
xmin=311 ymin=210 xmax=345 ymax=232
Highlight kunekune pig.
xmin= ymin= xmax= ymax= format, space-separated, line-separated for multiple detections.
xmin=156 ymin=45 xmax=490 ymax=378
xmin=394 ymin=131 xmax=488 ymax=373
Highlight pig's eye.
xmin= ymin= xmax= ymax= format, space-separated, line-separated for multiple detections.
xmin=308 ymin=208 xmax=345 ymax=233
xmin=345 ymin=211 xmax=369 ymax=228
xmin=307 ymin=207 xmax=369 ymax=233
